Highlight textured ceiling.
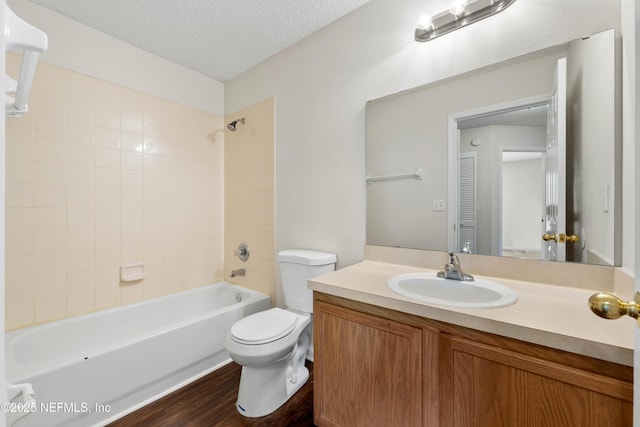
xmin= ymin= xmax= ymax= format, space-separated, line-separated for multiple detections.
xmin=29 ymin=0 xmax=371 ymax=82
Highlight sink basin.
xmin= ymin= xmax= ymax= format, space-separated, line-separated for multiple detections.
xmin=387 ymin=272 xmax=517 ymax=309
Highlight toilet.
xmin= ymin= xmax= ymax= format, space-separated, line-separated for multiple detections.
xmin=225 ymin=249 xmax=337 ymax=418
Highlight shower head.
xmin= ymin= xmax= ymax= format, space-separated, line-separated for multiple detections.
xmin=227 ymin=118 xmax=245 ymax=132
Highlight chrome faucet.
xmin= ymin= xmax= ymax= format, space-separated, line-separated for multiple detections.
xmin=437 ymin=252 xmax=474 ymax=281
xmin=230 ymin=268 xmax=245 ymax=278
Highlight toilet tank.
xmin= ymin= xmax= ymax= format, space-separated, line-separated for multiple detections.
xmin=278 ymin=249 xmax=337 ymax=313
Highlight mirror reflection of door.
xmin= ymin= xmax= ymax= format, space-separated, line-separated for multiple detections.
xmin=544 ymin=58 xmax=567 ymax=262
xmin=456 ymin=100 xmax=549 ymax=256
xmin=456 ymin=57 xmax=568 ymax=260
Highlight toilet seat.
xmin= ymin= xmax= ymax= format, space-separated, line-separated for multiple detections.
xmin=230 ymin=308 xmax=298 ymax=345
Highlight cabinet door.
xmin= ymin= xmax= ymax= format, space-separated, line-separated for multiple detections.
xmin=314 ymin=301 xmax=423 ymax=427
xmin=440 ymin=335 xmax=632 ymax=427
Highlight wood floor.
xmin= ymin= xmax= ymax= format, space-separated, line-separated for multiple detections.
xmin=108 ymin=361 xmax=315 ymax=427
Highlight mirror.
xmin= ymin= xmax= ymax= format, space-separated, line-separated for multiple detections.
xmin=366 ymin=29 xmax=621 ymax=265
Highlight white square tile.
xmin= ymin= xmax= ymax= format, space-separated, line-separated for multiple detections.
xmin=67 ymin=292 xmax=96 ymax=317
xmin=95 ymin=288 xmax=120 ymax=310
xmin=121 ymin=151 xmax=143 ymax=171
xmin=95 ymin=188 xmax=120 ymax=208
xmin=143 ymin=153 xmax=163 ymax=172
xmin=68 ymin=250 xmax=96 ymax=273
xmin=67 ymin=121 xmax=94 ymax=145
xmin=67 ymin=164 xmax=95 ymax=187
xmin=34 ymin=138 xmax=67 ymax=163
xmin=95 ymin=126 xmax=120 ymax=149
xmin=7 ymin=135 xmax=34 ymax=160
xmin=7 ymin=208 xmax=34 ymax=232
xmin=7 ymin=183 xmax=34 ymax=208
xmin=67 ymin=228 xmax=95 ymax=252
xmin=68 ymin=270 xmax=96 ymax=294
xmin=34 ymin=252 xmax=67 ymax=276
xmin=95 ymin=147 xmax=121 ymax=169
xmin=121 ymin=131 xmax=143 ymax=152
xmin=34 ymin=229 xmax=66 ymax=254
xmin=67 ymin=207 xmax=95 ymax=229
xmin=96 ymin=106 xmax=120 ymax=129
xmin=34 ymin=297 xmax=67 ymax=324
xmin=34 ymin=161 xmax=67 ymax=186
xmin=67 ymin=143 xmax=95 ymax=166
xmin=121 ymin=170 xmax=143 ymax=189
xmin=6 ymin=303 xmax=34 ymax=330
xmin=96 ymin=167 xmax=121 ymax=188
xmin=68 ymin=186 xmax=95 ymax=207
xmin=7 ymin=230 xmax=34 ymax=256
xmin=96 ymin=227 xmax=121 ymax=249
xmin=121 ymin=189 xmax=143 ymax=208
xmin=34 ymin=185 xmax=66 ymax=207
xmin=34 ymin=273 xmax=66 ymax=301
xmin=34 ymin=207 xmax=66 ymax=230
xmin=7 ymin=158 xmax=34 ymax=184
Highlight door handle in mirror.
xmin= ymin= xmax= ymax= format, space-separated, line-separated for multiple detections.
xmin=542 ymin=233 xmax=579 ymax=243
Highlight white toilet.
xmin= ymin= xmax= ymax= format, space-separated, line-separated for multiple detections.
xmin=225 ymin=249 xmax=337 ymax=418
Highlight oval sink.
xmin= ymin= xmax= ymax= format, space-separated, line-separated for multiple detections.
xmin=387 ymin=272 xmax=517 ymax=309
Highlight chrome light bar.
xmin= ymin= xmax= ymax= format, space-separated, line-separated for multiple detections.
xmin=415 ymin=0 xmax=517 ymax=42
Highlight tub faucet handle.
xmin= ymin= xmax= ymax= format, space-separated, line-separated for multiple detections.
xmin=234 ymin=243 xmax=250 ymax=262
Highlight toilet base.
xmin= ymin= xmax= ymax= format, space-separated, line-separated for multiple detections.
xmin=235 ymin=325 xmax=310 ymax=418
xmin=235 ymin=362 xmax=309 ymax=418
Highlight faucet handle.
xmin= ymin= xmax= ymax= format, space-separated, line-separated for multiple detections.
xmin=447 ymin=252 xmax=458 ymax=265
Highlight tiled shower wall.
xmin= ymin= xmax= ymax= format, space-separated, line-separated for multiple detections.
xmin=5 ymin=55 xmax=224 ymax=329
xmin=225 ymin=98 xmax=275 ymax=302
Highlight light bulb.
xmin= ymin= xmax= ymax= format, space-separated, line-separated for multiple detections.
xmin=449 ymin=0 xmax=468 ymax=17
xmin=416 ymin=13 xmax=433 ymax=30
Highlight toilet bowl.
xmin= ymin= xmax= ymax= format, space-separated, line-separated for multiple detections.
xmin=225 ymin=308 xmax=311 ymax=417
xmin=225 ymin=249 xmax=337 ymax=418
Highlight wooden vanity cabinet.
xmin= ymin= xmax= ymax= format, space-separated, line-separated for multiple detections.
xmin=313 ymin=293 xmax=633 ymax=427
xmin=313 ymin=299 xmax=424 ymax=427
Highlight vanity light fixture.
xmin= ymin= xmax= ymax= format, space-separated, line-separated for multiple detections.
xmin=415 ymin=0 xmax=517 ymax=42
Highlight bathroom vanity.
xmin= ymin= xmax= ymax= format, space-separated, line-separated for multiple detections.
xmin=309 ymin=257 xmax=633 ymax=427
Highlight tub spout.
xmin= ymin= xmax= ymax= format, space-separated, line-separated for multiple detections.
xmin=230 ymin=269 xmax=245 ymax=278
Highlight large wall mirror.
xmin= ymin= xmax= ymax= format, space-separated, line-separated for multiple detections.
xmin=366 ymin=29 xmax=621 ymax=266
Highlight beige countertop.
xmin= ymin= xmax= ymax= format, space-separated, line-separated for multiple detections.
xmin=309 ymin=260 xmax=635 ymax=366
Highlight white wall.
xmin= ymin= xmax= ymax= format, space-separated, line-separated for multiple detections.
xmin=7 ymin=0 xmax=224 ymax=115
xmin=225 ymin=0 xmax=622 ymax=274
xmin=502 ymin=157 xmax=544 ymax=253
xmin=566 ymin=30 xmax=619 ymax=265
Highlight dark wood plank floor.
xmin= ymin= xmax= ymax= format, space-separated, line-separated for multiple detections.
xmin=108 ymin=361 xmax=315 ymax=427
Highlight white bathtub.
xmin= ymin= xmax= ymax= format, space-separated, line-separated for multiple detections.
xmin=5 ymin=283 xmax=271 ymax=427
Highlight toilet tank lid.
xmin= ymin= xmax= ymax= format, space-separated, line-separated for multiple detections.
xmin=278 ymin=249 xmax=337 ymax=266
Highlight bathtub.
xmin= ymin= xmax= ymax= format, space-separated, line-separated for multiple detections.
xmin=5 ymin=283 xmax=271 ymax=427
